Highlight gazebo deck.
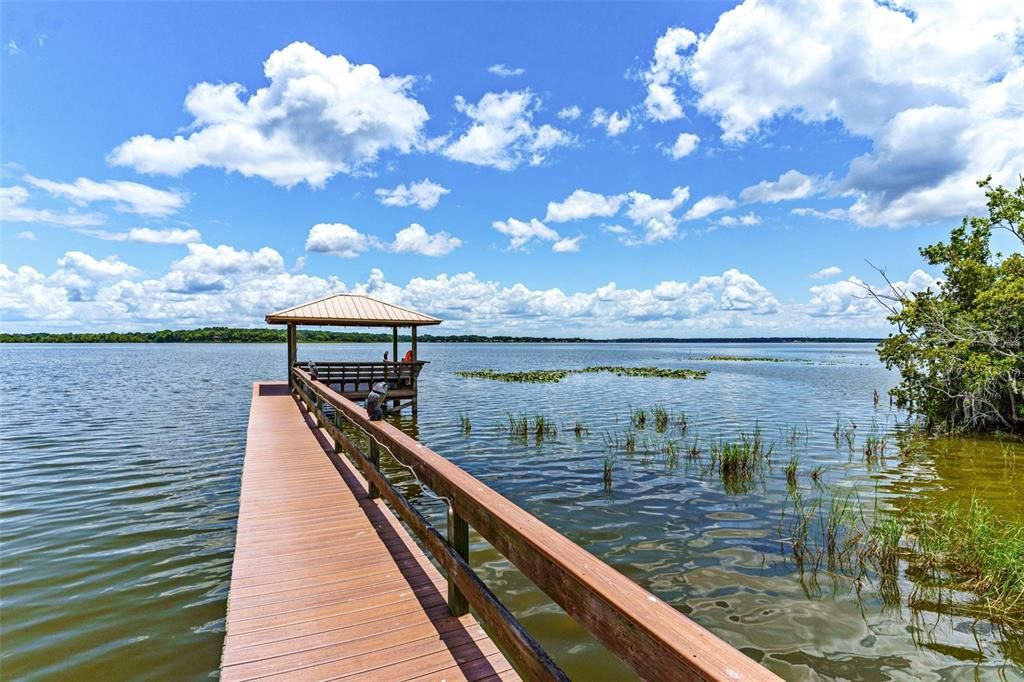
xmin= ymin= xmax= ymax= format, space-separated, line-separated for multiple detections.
xmin=221 ymin=382 xmax=516 ymax=681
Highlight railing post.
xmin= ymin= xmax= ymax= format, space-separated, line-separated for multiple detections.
xmin=447 ymin=506 xmax=469 ymax=616
xmin=368 ymin=440 xmax=381 ymax=499
xmin=315 ymin=393 xmax=324 ymax=427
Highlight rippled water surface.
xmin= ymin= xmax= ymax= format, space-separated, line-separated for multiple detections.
xmin=1 ymin=343 xmax=1021 ymax=680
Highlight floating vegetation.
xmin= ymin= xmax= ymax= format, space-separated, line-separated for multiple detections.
xmin=572 ymin=420 xmax=589 ymax=438
xmin=675 ymin=412 xmax=689 ymax=434
xmin=584 ymin=365 xmax=708 ymax=380
xmin=500 ymin=413 xmax=557 ymax=441
xmin=456 ymin=365 xmax=708 ymax=384
xmin=809 ymin=465 xmax=825 ymax=483
xmin=652 ymin=405 xmax=670 ymax=432
xmin=686 ymin=437 xmax=703 ymax=460
xmin=703 ymin=355 xmax=788 ymax=362
xmin=631 ymin=408 xmax=648 ymax=430
xmin=458 ymin=412 xmax=472 ymax=434
xmin=624 ymin=431 xmax=638 ymax=454
xmin=456 ymin=369 xmax=569 ymax=383
xmin=785 ymin=456 xmax=799 ymax=488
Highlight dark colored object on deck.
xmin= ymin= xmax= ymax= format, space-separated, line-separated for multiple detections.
xmin=366 ymin=381 xmax=388 ymax=420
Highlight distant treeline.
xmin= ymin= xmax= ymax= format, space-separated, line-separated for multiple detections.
xmin=0 ymin=327 xmax=880 ymax=344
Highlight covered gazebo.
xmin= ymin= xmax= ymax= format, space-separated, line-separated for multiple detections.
xmin=266 ymin=293 xmax=442 ymax=414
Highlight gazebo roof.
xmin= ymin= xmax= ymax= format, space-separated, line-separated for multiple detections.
xmin=265 ymin=293 xmax=442 ymax=328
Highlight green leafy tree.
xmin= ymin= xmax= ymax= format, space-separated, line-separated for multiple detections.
xmin=872 ymin=176 xmax=1024 ymax=434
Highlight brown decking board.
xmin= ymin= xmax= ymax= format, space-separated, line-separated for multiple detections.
xmin=222 ymin=382 xmax=518 ymax=682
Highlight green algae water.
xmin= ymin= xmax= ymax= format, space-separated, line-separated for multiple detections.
xmin=1 ymin=342 xmax=1021 ymax=680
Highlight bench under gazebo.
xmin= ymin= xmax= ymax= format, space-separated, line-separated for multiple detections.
xmin=266 ymin=293 xmax=442 ymax=415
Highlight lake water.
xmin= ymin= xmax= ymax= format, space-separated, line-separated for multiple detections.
xmin=1 ymin=343 xmax=1020 ymax=680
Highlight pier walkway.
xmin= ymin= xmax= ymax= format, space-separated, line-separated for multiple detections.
xmin=221 ymin=382 xmax=516 ymax=681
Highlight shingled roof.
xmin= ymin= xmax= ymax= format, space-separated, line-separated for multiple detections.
xmin=265 ymin=293 xmax=442 ymax=327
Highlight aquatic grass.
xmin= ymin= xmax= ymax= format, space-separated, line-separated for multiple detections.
xmin=809 ymin=465 xmax=825 ymax=484
xmin=783 ymin=423 xmax=809 ymax=448
xmin=631 ymin=408 xmax=648 ymax=429
xmin=778 ymin=488 xmax=1024 ymax=628
xmin=501 ymin=413 xmax=557 ymax=441
xmin=652 ymin=405 xmax=670 ymax=433
xmin=785 ymin=456 xmax=799 ymax=488
xmin=602 ymin=454 xmax=616 ymax=489
xmin=708 ymin=426 xmax=773 ymax=494
xmin=675 ymin=412 xmax=689 ymax=434
xmin=863 ymin=433 xmax=888 ymax=464
xmin=686 ymin=437 xmax=702 ymax=460
xmin=833 ymin=417 xmax=857 ymax=451
xmin=873 ymin=387 xmax=881 ymax=406
xmin=572 ymin=420 xmax=589 ymax=438
xmin=661 ymin=439 xmax=680 ymax=470
xmin=458 ymin=412 xmax=472 ymax=434
xmin=624 ymin=431 xmax=638 ymax=454
xmin=910 ymin=498 xmax=1024 ymax=623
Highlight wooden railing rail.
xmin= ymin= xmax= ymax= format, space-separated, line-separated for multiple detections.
xmin=291 ymin=368 xmax=778 ymax=682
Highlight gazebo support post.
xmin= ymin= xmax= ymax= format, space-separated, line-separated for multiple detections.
xmin=287 ymin=323 xmax=297 ymax=389
xmin=411 ymin=326 xmax=419 ymax=416
xmin=391 ymin=326 xmax=399 ymax=410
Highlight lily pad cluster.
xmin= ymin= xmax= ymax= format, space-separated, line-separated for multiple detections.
xmin=455 ymin=365 xmax=709 ymax=383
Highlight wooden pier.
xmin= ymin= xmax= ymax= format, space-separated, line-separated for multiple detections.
xmin=222 ymin=374 xmax=781 ymax=681
xmin=222 ymin=382 xmax=515 ymax=680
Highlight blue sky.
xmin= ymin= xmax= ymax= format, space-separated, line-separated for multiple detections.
xmin=2 ymin=1 xmax=1022 ymax=336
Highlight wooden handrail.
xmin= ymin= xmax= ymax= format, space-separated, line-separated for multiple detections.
xmin=292 ymin=368 xmax=778 ymax=682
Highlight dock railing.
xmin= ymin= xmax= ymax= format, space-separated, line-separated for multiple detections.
xmin=291 ymin=367 xmax=778 ymax=682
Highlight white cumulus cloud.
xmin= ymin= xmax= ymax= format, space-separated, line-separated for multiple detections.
xmin=81 ymin=227 xmax=203 ymax=245
xmin=660 ymin=0 xmax=1024 ymax=226
xmin=305 ymin=223 xmax=372 ymax=259
xmin=24 ymin=175 xmax=186 ymax=216
xmin=545 ymin=189 xmax=626 ymax=223
xmin=683 ymin=194 xmax=736 ymax=221
xmin=643 ymin=27 xmax=698 ymax=121
xmin=0 ymin=186 xmax=106 ymax=227
xmin=375 ymin=179 xmax=450 ymax=210
xmin=810 ymin=266 xmax=843 ymax=279
xmin=488 ymin=64 xmax=525 ymax=78
xmin=109 ymin=42 xmax=430 ymax=188
xmin=591 ymin=108 xmax=632 ymax=136
xmin=739 ymin=170 xmax=822 ymax=204
xmin=665 ymin=133 xmax=700 ymax=159
xmin=492 ymin=217 xmax=561 ymax=251
xmin=443 ymin=91 xmax=572 ymax=170
xmin=624 ymin=186 xmax=690 ymax=243
xmin=388 ymin=223 xmax=462 ymax=256
xmin=557 ymin=106 xmax=582 ymax=121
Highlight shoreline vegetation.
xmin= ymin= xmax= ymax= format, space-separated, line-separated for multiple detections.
xmin=0 ymin=328 xmax=883 ymax=344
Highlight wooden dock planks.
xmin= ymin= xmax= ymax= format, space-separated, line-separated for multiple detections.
xmin=222 ymin=382 xmax=518 ymax=682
